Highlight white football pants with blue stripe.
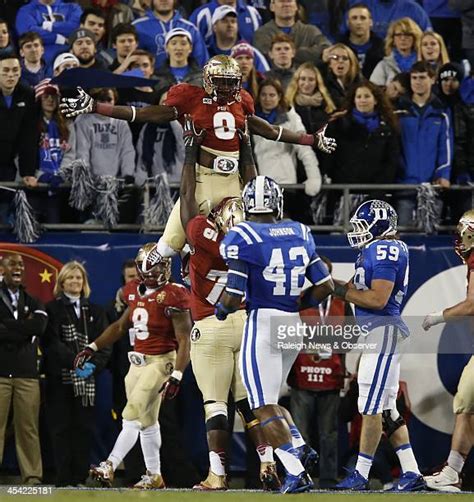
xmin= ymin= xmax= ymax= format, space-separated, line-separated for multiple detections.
xmin=240 ymin=308 xmax=301 ymax=409
xmin=357 ymin=325 xmax=405 ymax=415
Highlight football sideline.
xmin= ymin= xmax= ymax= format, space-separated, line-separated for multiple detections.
xmin=2 ymin=489 xmax=474 ymax=502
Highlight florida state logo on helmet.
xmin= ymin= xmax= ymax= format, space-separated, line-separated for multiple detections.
xmin=203 ymin=55 xmax=242 ymax=104
xmin=210 ymin=197 xmax=244 ymax=234
xmin=135 ymin=243 xmax=171 ymax=289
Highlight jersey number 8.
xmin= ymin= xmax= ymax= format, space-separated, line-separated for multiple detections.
xmin=132 ymin=307 xmax=149 ymax=340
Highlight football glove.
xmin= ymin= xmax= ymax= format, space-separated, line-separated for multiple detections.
xmin=183 ymin=114 xmax=206 ymax=148
xmin=314 ymin=124 xmax=337 ymax=154
xmin=422 ymin=311 xmax=445 ymax=331
xmin=75 ymin=362 xmax=96 ymax=379
xmin=141 ymin=243 xmax=163 ymax=274
xmin=74 ymin=346 xmax=95 ymax=369
xmin=60 ymin=87 xmax=96 ymax=118
xmin=160 ymin=371 xmax=182 ymax=399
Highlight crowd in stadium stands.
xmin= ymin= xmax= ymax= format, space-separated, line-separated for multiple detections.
xmin=0 ymin=0 xmax=472 ymax=227
xmin=0 ymin=0 xmax=474 ymax=488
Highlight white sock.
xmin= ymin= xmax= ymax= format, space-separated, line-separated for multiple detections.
xmin=256 ymin=443 xmax=274 ymax=463
xmin=108 ymin=419 xmax=141 ymax=470
xmin=447 ymin=450 xmax=465 ymax=474
xmin=157 ymin=238 xmax=177 ymax=258
xmin=355 ymin=453 xmax=373 ymax=480
xmin=289 ymin=424 xmax=305 ymax=448
xmin=209 ymin=450 xmax=226 ymax=476
xmin=395 ymin=444 xmax=420 ymax=474
xmin=140 ymin=422 xmax=162 ymax=475
xmin=275 ymin=443 xmax=304 ymax=476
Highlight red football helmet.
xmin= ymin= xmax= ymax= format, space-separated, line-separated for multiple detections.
xmin=135 ymin=243 xmax=171 ymax=289
xmin=203 ymin=55 xmax=242 ymax=104
xmin=455 ymin=209 xmax=474 ymax=263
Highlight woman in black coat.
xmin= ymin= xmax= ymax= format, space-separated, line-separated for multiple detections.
xmin=42 ymin=261 xmax=111 ymax=487
xmin=320 ymin=81 xmax=400 ymax=222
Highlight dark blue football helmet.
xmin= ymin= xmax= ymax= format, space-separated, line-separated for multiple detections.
xmin=348 ymin=200 xmax=398 ymax=248
xmin=242 ymin=176 xmax=284 ymax=219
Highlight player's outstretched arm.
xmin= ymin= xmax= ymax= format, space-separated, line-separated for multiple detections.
xmin=247 ymin=115 xmax=337 ymax=154
xmin=215 ymin=259 xmax=248 ymax=320
xmin=237 ymin=122 xmax=257 ymax=184
xmin=180 ymin=116 xmax=206 ymax=230
xmin=60 ymin=87 xmax=178 ymax=123
xmin=300 ymin=277 xmax=335 ymax=310
xmin=160 ymin=308 xmax=192 ymax=399
xmin=423 ymin=285 xmax=474 ymax=330
xmin=334 ymin=279 xmax=394 ymax=311
xmin=73 ymin=307 xmax=131 ymax=369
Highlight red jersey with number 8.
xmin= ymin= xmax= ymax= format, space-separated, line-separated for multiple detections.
xmin=164 ymin=83 xmax=255 ymax=152
xmin=123 ymin=280 xmax=190 ymax=355
xmin=186 ymin=215 xmax=228 ymax=321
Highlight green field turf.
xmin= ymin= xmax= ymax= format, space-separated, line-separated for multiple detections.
xmin=2 ymin=489 xmax=474 ymax=502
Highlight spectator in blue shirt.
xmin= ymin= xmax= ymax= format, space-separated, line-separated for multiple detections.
xmin=396 ymin=61 xmax=453 ymax=225
xmin=338 ymin=3 xmax=385 ymax=79
xmin=132 ymin=0 xmax=209 ymax=69
xmin=19 ymin=31 xmax=50 ymax=88
xmin=190 ymin=0 xmax=261 ymax=46
xmin=345 ymin=0 xmax=431 ymax=39
xmin=207 ymin=5 xmax=269 ymax=72
xmin=16 ymin=0 xmax=82 ymax=65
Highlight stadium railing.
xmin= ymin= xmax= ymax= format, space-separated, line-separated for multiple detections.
xmin=0 ymin=181 xmax=472 ymax=233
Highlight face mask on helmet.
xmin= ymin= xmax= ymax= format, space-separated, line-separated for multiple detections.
xmin=135 ymin=243 xmax=171 ymax=289
xmin=455 ymin=211 xmax=474 ymax=262
xmin=347 ymin=200 xmax=397 ymax=249
xmin=211 ymin=197 xmax=244 ymax=234
xmin=242 ymin=176 xmax=284 ymax=219
xmin=203 ymin=56 xmax=242 ymax=104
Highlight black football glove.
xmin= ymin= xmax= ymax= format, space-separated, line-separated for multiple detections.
xmin=160 ymin=376 xmax=181 ymax=399
xmin=74 ymin=346 xmax=95 ymax=369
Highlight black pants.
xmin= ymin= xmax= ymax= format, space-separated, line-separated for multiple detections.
xmin=45 ymin=379 xmax=95 ymax=486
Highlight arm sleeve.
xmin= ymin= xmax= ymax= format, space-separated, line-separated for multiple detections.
xmin=163 ymin=83 xmax=189 ymax=116
xmin=48 ymin=6 xmax=82 ymax=37
xmin=60 ymin=122 xmax=76 ymax=169
xmin=225 ymin=259 xmax=249 ymax=296
xmin=371 ymin=246 xmax=398 ymax=282
xmin=168 ymin=285 xmax=191 ymax=311
xmin=118 ymin=122 xmax=136 ymax=177
xmin=434 ymin=111 xmax=452 ymax=180
xmin=74 ymin=117 xmax=92 ymax=168
xmin=89 ymin=306 xmax=112 ymax=373
xmin=294 ymin=25 xmax=331 ymax=64
xmin=17 ymin=102 xmax=39 ymax=177
xmin=16 ymin=9 xmax=58 ymax=44
xmin=370 ymin=60 xmax=388 ymax=86
xmin=0 ymin=296 xmax=48 ymax=338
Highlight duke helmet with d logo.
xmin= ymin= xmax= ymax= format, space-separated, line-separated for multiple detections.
xmin=242 ymin=175 xmax=284 ymax=219
xmin=348 ymin=200 xmax=398 ymax=249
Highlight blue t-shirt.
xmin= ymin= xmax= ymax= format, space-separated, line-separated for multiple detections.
xmin=220 ymin=220 xmax=331 ymax=312
xmin=170 ymin=65 xmax=189 ymax=83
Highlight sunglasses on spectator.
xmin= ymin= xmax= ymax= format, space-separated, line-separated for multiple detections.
xmin=329 ymin=54 xmax=350 ymax=62
xmin=394 ymin=32 xmax=414 ymax=38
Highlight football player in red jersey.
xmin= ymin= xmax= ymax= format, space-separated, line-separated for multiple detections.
xmin=73 ymin=245 xmax=192 ymax=489
xmin=60 ymin=55 xmax=336 ymax=257
xmin=179 ymin=117 xmax=279 ymax=491
xmin=422 ymin=210 xmax=474 ymax=492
